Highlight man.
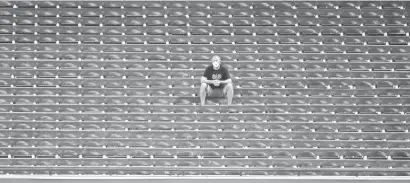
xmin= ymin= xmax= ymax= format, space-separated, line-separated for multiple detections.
xmin=199 ymin=55 xmax=234 ymax=105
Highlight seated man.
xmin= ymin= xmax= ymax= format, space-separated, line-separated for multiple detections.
xmin=199 ymin=55 xmax=234 ymax=105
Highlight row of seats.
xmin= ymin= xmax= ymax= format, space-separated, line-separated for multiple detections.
xmin=1 ymin=104 xmax=410 ymax=114
xmin=0 ymin=26 xmax=408 ymax=34
xmin=0 ymin=68 xmax=410 ymax=75
xmin=1 ymin=1 xmax=407 ymax=9
xmin=1 ymin=53 xmax=410 ymax=61
xmin=10 ymin=126 xmax=407 ymax=134
xmin=0 ymin=112 xmax=407 ymax=122
xmin=1 ymin=63 xmax=409 ymax=70
xmin=1 ymin=70 xmax=410 ymax=79
xmin=0 ymin=104 xmax=410 ymax=114
xmin=0 ymin=121 xmax=408 ymax=131
xmin=0 ymin=24 xmax=409 ymax=34
xmin=2 ymin=60 xmax=410 ymax=69
xmin=0 ymin=51 xmax=408 ymax=61
xmin=0 ymin=97 xmax=408 ymax=106
xmin=1 ymin=34 xmax=409 ymax=43
xmin=0 ymin=78 xmax=409 ymax=88
xmin=0 ymin=87 xmax=406 ymax=98
xmin=0 ymin=137 xmax=408 ymax=147
xmin=2 ymin=9 xmax=410 ymax=18
xmin=2 ymin=44 xmax=410 ymax=53
xmin=0 ymin=122 xmax=409 ymax=132
xmin=0 ymin=169 xmax=408 ymax=176
xmin=1 ymin=21 xmax=408 ymax=30
xmin=1 ymin=95 xmax=408 ymax=105
xmin=2 ymin=10 xmax=409 ymax=18
xmin=1 ymin=29 xmax=409 ymax=38
xmin=0 ymin=146 xmax=409 ymax=159
xmin=1 ymin=35 xmax=409 ymax=47
xmin=0 ymin=132 xmax=409 ymax=142
xmin=0 ymin=1 xmax=388 ymax=9
xmin=0 ymin=170 xmax=408 ymax=176
xmin=1 ymin=158 xmax=410 ymax=168
xmin=0 ymin=104 xmax=408 ymax=113
xmin=1 ymin=30 xmax=408 ymax=40
xmin=1 ymin=103 xmax=409 ymax=113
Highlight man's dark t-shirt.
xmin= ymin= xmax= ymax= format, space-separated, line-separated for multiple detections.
xmin=203 ymin=65 xmax=230 ymax=89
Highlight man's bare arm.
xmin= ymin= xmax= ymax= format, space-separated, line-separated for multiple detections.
xmin=219 ymin=78 xmax=232 ymax=85
xmin=201 ymin=76 xmax=215 ymax=84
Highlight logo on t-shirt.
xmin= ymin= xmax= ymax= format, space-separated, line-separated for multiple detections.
xmin=212 ymin=73 xmax=222 ymax=80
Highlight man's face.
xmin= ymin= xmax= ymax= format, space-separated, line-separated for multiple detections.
xmin=212 ymin=57 xmax=221 ymax=69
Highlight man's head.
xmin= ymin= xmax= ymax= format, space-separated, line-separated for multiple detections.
xmin=211 ymin=55 xmax=221 ymax=69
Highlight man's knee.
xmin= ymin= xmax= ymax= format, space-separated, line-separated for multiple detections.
xmin=225 ymin=83 xmax=234 ymax=91
xmin=223 ymin=83 xmax=233 ymax=96
xmin=200 ymin=83 xmax=208 ymax=91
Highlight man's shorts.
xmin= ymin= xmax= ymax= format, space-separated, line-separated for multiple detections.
xmin=206 ymin=84 xmax=228 ymax=98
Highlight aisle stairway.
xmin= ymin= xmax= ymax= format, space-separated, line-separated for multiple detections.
xmin=0 ymin=1 xmax=410 ymax=176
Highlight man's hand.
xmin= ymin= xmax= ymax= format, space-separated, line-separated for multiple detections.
xmin=213 ymin=80 xmax=220 ymax=87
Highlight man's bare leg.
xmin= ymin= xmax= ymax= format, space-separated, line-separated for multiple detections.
xmin=225 ymin=83 xmax=234 ymax=105
xmin=200 ymin=83 xmax=208 ymax=105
